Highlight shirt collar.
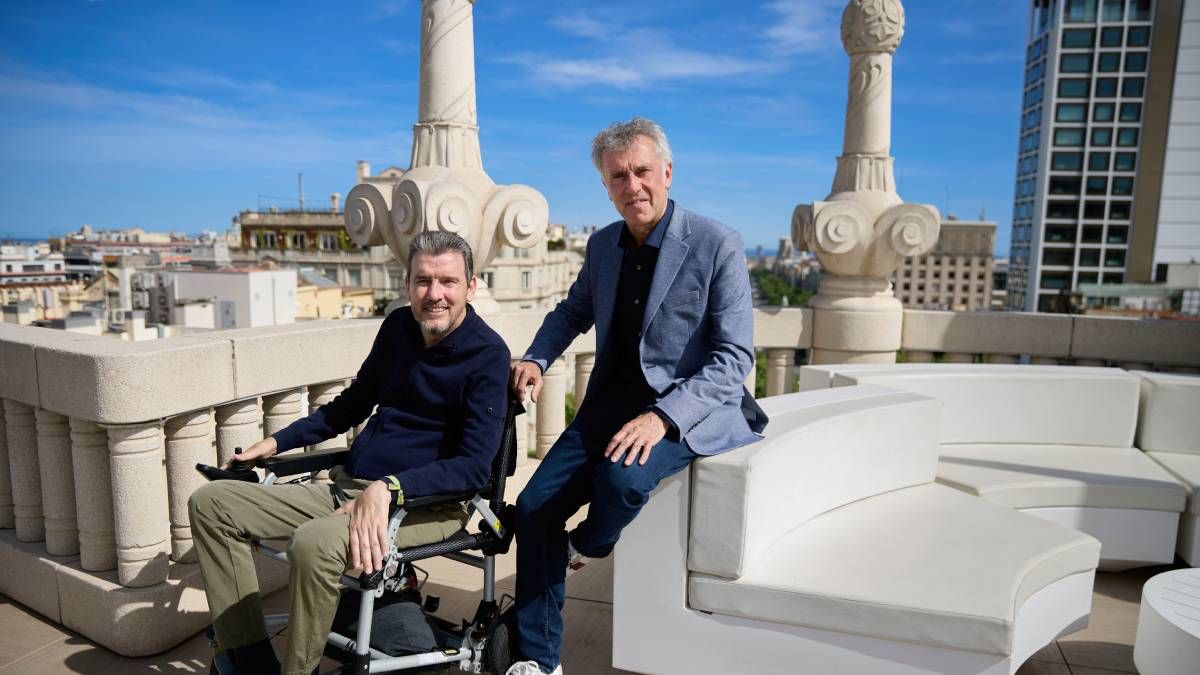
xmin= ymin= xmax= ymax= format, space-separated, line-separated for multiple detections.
xmin=618 ymin=199 xmax=674 ymax=250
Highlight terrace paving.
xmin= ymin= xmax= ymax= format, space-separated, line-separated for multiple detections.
xmin=0 ymin=461 xmax=1184 ymax=674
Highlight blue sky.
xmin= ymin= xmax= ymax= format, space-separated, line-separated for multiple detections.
xmin=0 ymin=0 xmax=1028 ymax=255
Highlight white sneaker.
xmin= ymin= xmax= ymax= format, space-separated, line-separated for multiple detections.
xmin=505 ymin=661 xmax=562 ymax=675
xmin=566 ymin=538 xmax=587 ymax=576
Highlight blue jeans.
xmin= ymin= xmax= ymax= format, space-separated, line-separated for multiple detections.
xmin=513 ymin=427 xmax=696 ymax=671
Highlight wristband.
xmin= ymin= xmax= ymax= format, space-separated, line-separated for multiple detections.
xmin=383 ymin=475 xmax=405 ymax=506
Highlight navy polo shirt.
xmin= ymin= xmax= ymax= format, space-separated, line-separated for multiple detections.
xmin=573 ymin=200 xmax=675 ymax=438
xmin=271 ymin=305 xmax=510 ymax=499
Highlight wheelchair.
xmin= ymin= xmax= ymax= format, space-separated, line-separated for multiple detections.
xmin=200 ymin=397 xmax=524 ymax=674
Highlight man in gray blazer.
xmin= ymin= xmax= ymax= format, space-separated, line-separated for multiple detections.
xmin=505 ymin=117 xmax=767 ymax=675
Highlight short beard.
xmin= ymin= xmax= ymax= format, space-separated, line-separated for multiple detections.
xmin=418 ymin=320 xmax=450 ymax=337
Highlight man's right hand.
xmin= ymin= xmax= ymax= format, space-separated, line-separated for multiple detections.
xmin=510 ymin=360 xmax=544 ymax=403
xmin=222 ymin=436 xmax=278 ymax=469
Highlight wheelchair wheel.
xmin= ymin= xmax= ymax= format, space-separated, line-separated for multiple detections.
xmin=482 ymin=607 xmax=516 ymax=674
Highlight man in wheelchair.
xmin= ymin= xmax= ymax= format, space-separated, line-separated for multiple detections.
xmin=188 ymin=231 xmax=511 ymax=675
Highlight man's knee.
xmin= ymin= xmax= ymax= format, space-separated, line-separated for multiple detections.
xmin=287 ymin=519 xmax=346 ymax=571
xmin=594 ymin=462 xmax=654 ymax=508
xmin=188 ymin=480 xmax=231 ymax=523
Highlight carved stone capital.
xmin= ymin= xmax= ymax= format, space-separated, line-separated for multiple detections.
xmin=794 ymin=199 xmax=939 ymax=279
xmin=841 ymin=0 xmax=905 ymax=55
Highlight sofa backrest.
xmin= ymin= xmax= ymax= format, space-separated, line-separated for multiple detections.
xmin=1136 ymin=371 xmax=1200 ymax=454
xmin=828 ymin=365 xmax=1139 ymax=447
xmin=688 ymin=385 xmax=941 ymax=580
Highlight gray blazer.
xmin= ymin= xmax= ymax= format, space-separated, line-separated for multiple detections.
xmin=523 ymin=205 xmax=767 ymax=456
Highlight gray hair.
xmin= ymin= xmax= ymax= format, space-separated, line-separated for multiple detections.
xmin=591 ymin=117 xmax=673 ymax=174
xmin=407 ymin=230 xmax=474 ymax=281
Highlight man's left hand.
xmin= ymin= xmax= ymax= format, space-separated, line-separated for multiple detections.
xmin=605 ymin=412 xmax=668 ymax=466
xmin=335 ymin=480 xmax=393 ymax=574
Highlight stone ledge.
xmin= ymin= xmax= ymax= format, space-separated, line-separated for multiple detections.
xmin=1071 ymin=315 xmax=1200 ymax=366
xmin=0 ymin=530 xmax=76 ymax=623
xmin=753 ymin=307 xmax=813 ymax=349
xmin=901 ymin=310 xmax=1072 ymax=357
xmin=0 ymin=324 xmax=102 ymax=407
xmin=35 ymin=336 xmax=237 ymax=424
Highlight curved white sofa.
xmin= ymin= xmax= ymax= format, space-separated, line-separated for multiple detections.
xmin=1136 ymin=370 xmax=1200 ymax=565
xmin=613 ymin=385 xmax=1100 ymax=675
xmin=800 ymin=364 xmax=1189 ymax=570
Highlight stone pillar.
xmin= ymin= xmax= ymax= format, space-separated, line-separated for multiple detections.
xmin=263 ymin=389 xmax=304 ymax=442
xmin=5 ymin=400 xmax=43 ymax=542
xmin=0 ymin=406 xmax=13 ymax=529
xmin=988 ymin=354 xmax=1019 ymax=364
xmin=215 ymin=398 xmax=262 ymax=466
xmin=944 ymin=353 xmax=975 ymax=364
xmin=164 ymin=411 xmax=216 ymax=563
xmin=342 ymin=0 xmax=547 ymax=316
xmin=574 ymin=353 xmax=595 ymax=408
xmin=905 ymin=351 xmax=934 ymax=363
xmin=70 ymin=418 xmax=116 ymax=571
xmin=34 ymin=409 xmax=78 ymax=556
xmin=792 ymin=0 xmax=939 ymax=365
xmin=765 ymin=349 xmax=796 ymax=397
xmin=746 ymin=351 xmax=758 ymax=394
xmin=105 ymin=422 xmax=170 ymax=587
xmin=307 ymin=382 xmax=348 ymax=452
xmin=536 ymin=361 xmax=567 ymax=459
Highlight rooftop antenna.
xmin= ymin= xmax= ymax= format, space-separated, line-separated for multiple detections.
xmin=298 ymin=173 xmax=305 ymax=211
xmin=944 ymin=186 xmax=951 ymax=218
xmin=979 ymin=206 xmax=986 ymax=220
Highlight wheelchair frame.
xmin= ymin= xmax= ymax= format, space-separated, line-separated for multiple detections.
xmin=207 ymin=397 xmax=523 ymax=675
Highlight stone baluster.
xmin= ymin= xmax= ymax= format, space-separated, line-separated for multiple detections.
xmin=765 ymin=349 xmax=796 ymax=397
xmin=4 ymin=400 xmax=43 ymax=542
xmin=307 ymin=381 xmax=348 ymax=452
xmin=536 ymin=361 xmax=567 ymax=459
xmin=988 ymin=354 xmax=1019 ymax=364
xmin=215 ymin=398 xmax=263 ymax=466
xmin=1031 ymin=356 xmax=1060 ymax=365
xmin=164 ymin=411 xmax=216 ymax=563
xmin=0 ymin=407 xmax=13 ymax=528
xmin=70 ymin=418 xmax=116 ymax=571
xmin=574 ymin=353 xmax=595 ymax=408
xmin=904 ymin=351 xmax=934 ymax=363
xmin=746 ymin=352 xmax=758 ymax=394
xmin=34 ymin=409 xmax=78 ymax=556
xmin=263 ymin=389 xmax=304 ymax=447
xmin=792 ymin=0 xmax=939 ymax=364
xmin=1075 ymin=358 xmax=1106 ymax=367
xmin=943 ymin=353 xmax=975 ymax=364
xmin=105 ymin=422 xmax=170 ymax=587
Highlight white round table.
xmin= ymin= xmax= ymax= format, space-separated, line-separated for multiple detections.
xmin=1134 ymin=567 xmax=1200 ymax=675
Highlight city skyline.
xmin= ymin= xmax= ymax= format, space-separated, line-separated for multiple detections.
xmin=1 ymin=0 xmax=1025 ymax=253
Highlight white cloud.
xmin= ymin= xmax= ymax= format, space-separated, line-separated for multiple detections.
xmin=941 ymin=19 xmax=974 ymax=36
xmin=763 ymin=0 xmax=845 ymax=55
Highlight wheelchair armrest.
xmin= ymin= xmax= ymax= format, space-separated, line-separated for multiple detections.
xmin=263 ymin=449 xmax=349 ymax=477
xmin=401 ymin=491 xmax=476 ymax=509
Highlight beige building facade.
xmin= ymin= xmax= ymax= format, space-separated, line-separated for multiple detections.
xmin=894 ymin=219 xmax=996 ymax=311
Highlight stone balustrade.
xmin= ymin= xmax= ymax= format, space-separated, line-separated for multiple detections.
xmin=1 ymin=306 xmax=1197 ymax=655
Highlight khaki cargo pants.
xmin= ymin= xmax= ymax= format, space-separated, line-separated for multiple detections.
xmin=189 ymin=466 xmax=469 ymax=675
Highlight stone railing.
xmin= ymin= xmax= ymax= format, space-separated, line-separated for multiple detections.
xmin=0 ymin=306 xmax=1196 ymax=655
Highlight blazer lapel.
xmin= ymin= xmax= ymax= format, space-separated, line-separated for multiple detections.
xmin=643 ymin=209 xmax=690 ymax=332
xmin=592 ymin=226 xmax=622 ymax=349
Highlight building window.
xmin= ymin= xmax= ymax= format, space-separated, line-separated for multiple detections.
xmin=1101 ymin=26 xmax=1123 ymax=46
xmin=1047 ymin=201 xmax=1080 ymax=220
xmin=1108 ymin=226 xmax=1129 ymax=244
xmin=1119 ymin=102 xmax=1141 ymax=122
xmin=1093 ymin=102 xmax=1115 ymax=121
xmin=1111 ymin=176 xmax=1134 ymax=195
xmin=1060 ymin=54 xmax=1092 ymax=72
xmin=1122 ymin=77 xmax=1145 ymax=97
xmin=1097 ymin=52 xmax=1121 ymax=72
xmin=1062 ymin=27 xmax=1096 ymax=46
xmin=1124 ymin=52 xmax=1148 ymax=72
xmin=1116 ymin=127 xmax=1139 ymax=147
xmin=1054 ymin=128 xmax=1086 ymax=146
xmin=521 ymin=271 xmax=531 ymax=290
xmin=1090 ymin=127 xmax=1113 ymax=146
xmin=1101 ymin=0 xmax=1124 ymax=20
xmin=1078 ymin=271 xmax=1100 ymax=284
xmin=1059 ymin=79 xmax=1091 ymax=98
xmin=1109 ymin=201 xmax=1132 ymax=220
xmin=1064 ymin=0 xmax=1098 ymax=23
xmin=1079 ymin=248 xmax=1102 ymax=267
xmin=1052 ymin=152 xmax=1084 ymax=170
xmin=347 ymin=269 xmax=361 ymax=286
xmin=1095 ymin=77 xmax=1118 ymax=97
xmin=1082 ymin=225 xmax=1104 ymax=243
xmin=1127 ymin=25 xmax=1150 ymax=46
xmin=1089 ymin=152 xmax=1111 ymax=171
xmin=290 ymin=233 xmax=306 ymax=249
xmin=1086 ymin=177 xmax=1108 ymax=195
xmin=1056 ymin=103 xmax=1086 ymax=122
xmin=1050 ymin=176 xmax=1082 ymax=194
xmin=1114 ymin=152 xmax=1137 ymax=171
xmin=1047 ymin=224 xmax=1078 ymax=243
xmin=1105 ymin=250 xmax=1127 ymax=268
xmin=1084 ymin=201 xmax=1106 ymax=219
xmin=1129 ymin=0 xmax=1152 ymax=22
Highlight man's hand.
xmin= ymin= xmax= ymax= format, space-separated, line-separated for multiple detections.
xmin=222 ymin=436 xmax=277 ymax=469
xmin=510 ymin=360 xmax=544 ymax=403
xmin=605 ymin=412 xmax=669 ymax=466
xmin=335 ymin=480 xmax=393 ymax=575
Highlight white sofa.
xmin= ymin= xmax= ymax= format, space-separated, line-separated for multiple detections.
xmin=800 ymin=364 xmax=1189 ymax=570
xmin=1135 ymin=370 xmax=1200 ymax=565
xmin=612 ymin=385 xmax=1100 ymax=675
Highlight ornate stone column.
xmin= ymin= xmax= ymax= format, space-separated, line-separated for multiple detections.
xmin=0 ymin=406 xmax=13 ymax=529
xmin=793 ymin=0 xmax=939 ymax=364
xmin=70 ymin=418 xmax=116 ymax=571
xmin=215 ymin=398 xmax=262 ymax=466
xmin=105 ymin=422 xmax=170 ymax=587
xmin=164 ymin=411 xmax=216 ymax=563
xmin=34 ymin=409 xmax=78 ymax=556
xmin=343 ymin=0 xmax=548 ymax=312
xmin=4 ymin=400 xmax=43 ymax=542
xmin=765 ymin=349 xmax=796 ymax=397
xmin=263 ymin=389 xmax=304 ymax=441
xmin=536 ymin=361 xmax=567 ymax=459
xmin=574 ymin=353 xmax=595 ymax=409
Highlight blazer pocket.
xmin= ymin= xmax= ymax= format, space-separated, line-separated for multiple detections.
xmin=665 ymin=289 xmax=701 ymax=305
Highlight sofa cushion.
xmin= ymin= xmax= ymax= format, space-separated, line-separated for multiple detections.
xmin=937 ymin=444 xmax=1188 ymax=512
xmin=831 ymin=366 xmax=1140 ymax=447
xmin=690 ymin=386 xmax=940 ymax=579
xmin=1136 ymin=371 xmax=1200 ymax=454
xmin=1147 ymin=452 xmax=1200 ymax=515
xmin=688 ymin=483 xmax=1100 ymax=656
